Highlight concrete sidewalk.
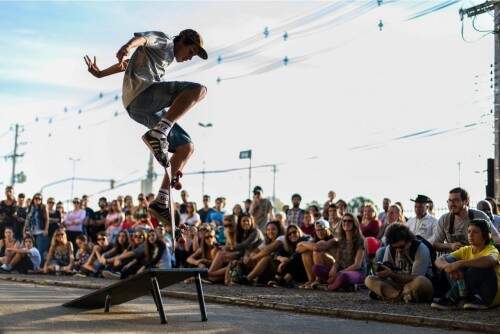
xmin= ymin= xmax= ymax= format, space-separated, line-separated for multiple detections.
xmin=0 ymin=273 xmax=498 ymax=333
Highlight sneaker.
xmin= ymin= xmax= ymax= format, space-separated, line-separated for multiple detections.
xmin=171 ymin=171 xmax=183 ymax=190
xmin=431 ymin=297 xmax=459 ymax=310
xmin=102 ymin=270 xmax=120 ymax=280
xmin=463 ymin=295 xmax=488 ymax=310
xmin=142 ymin=130 xmax=169 ymax=167
xmin=149 ymin=200 xmax=171 ymax=225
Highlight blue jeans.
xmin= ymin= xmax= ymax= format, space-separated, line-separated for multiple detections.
xmin=35 ymin=234 xmax=49 ymax=265
xmin=127 ymin=82 xmax=200 ymax=152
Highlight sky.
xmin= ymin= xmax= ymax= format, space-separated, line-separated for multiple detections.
xmin=0 ymin=0 xmax=495 ymax=213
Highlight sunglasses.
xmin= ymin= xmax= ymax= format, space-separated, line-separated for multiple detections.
xmin=34 ymin=197 xmax=42 ymax=201
xmin=223 ymin=224 xmax=233 ymax=228
xmin=205 ymin=235 xmax=215 ymax=239
xmin=342 ymin=219 xmax=354 ymax=223
xmin=287 ymin=230 xmax=298 ymax=236
xmin=134 ymin=235 xmax=144 ymax=238
xmin=48 ymin=201 xmax=55 ymax=204
xmin=97 ymin=238 xmax=106 ymax=241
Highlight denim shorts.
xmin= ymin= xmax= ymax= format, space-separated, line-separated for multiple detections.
xmin=127 ymin=81 xmax=201 ymax=153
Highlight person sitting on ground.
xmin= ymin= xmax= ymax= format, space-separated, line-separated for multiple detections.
xmin=207 ymin=215 xmax=238 ymax=283
xmin=105 ymin=230 xmax=167 ymax=279
xmin=298 ymin=219 xmax=334 ymax=289
xmin=187 ymin=229 xmax=218 ymax=269
xmin=432 ymin=219 xmax=500 ymax=310
xmin=360 ymin=203 xmax=381 ymax=238
xmin=43 ymin=229 xmax=74 ymax=274
xmin=175 ymin=223 xmax=197 ymax=267
xmin=74 ymin=235 xmax=92 ymax=273
xmin=0 ymin=227 xmax=20 ymax=266
xmin=224 ymin=215 xmax=264 ymax=285
xmin=80 ymin=232 xmax=113 ymax=276
xmin=243 ymin=220 xmax=285 ymax=285
xmin=268 ymin=224 xmax=312 ymax=288
xmin=314 ymin=213 xmax=365 ymax=291
xmin=193 ymin=223 xmax=212 ymax=252
xmin=104 ymin=200 xmax=124 ymax=243
xmin=365 ymin=224 xmax=433 ymax=303
xmin=0 ymin=235 xmax=41 ymax=274
xmin=104 ymin=230 xmax=146 ymax=275
xmin=99 ymin=230 xmax=132 ymax=275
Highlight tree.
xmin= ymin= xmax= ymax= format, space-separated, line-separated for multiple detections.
xmin=348 ymin=196 xmax=377 ymax=215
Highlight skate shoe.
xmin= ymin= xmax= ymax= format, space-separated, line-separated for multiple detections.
xmin=142 ymin=130 xmax=169 ymax=167
xmin=171 ymin=171 xmax=183 ymax=190
xmin=149 ymin=200 xmax=171 ymax=225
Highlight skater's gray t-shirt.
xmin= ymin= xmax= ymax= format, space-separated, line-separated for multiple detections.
xmin=122 ymin=31 xmax=175 ymax=108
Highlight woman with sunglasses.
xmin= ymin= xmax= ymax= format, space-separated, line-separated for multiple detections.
xmin=80 ymin=232 xmax=113 ymax=276
xmin=269 ymin=224 xmax=312 ymax=288
xmin=243 ymin=220 xmax=285 ymax=285
xmin=315 ymin=213 xmax=366 ymax=291
xmin=73 ymin=235 xmax=92 ymax=273
xmin=25 ymin=193 xmax=49 ymax=264
xmin=180 ymin=202 xmax=201 ymax=227
xmin=187 ymin=229 xmax=218 ymax=269
xmin=297 ymin=219 xmax=334 ymax=289
xmin=100 ymin=231 xmax=132 ymax=277
xmin=63 ymin=197 xmax=86 ymax=248
xmin=43 ymin=229 xmax=74 ymax=274
xmin=102 ymin=230 xmax=147 ymax=278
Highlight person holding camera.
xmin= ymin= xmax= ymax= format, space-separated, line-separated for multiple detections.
xmin=365 ymin=224 xmax=434 ymax=303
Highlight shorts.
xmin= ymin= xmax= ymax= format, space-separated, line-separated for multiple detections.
xmin=127 ymin=81 xmax=201 ymax=153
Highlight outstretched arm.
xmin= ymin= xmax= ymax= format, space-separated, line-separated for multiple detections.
xmin=84 ymin=55 xmax=128 ymax=78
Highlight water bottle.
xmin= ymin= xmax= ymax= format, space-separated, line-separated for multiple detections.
xmin=457 ymin=279 xmax=467 ymax=298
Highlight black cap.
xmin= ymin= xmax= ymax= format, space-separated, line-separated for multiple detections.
xmin=411 ymin=195 xmax=432 ymax=204
xmin=253 ymin=186 xmax=263 ymax=194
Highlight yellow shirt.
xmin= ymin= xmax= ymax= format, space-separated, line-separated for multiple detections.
xmin=451 ymin=244 xmax=500 ymax=306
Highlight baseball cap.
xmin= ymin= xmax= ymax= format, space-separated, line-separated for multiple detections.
xmin=315 ymin=219 xmax=329 ymax=230
xmin=253 ymin=186 xmax=263 ymax=194
xmin=179 ymin=29 xmax=208 ymax=60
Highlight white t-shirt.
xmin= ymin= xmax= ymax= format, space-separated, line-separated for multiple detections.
xmin=181 ymin=213 xmax=201 ymax=226
xmin=28 ymin=247 xmax=41 ymax=269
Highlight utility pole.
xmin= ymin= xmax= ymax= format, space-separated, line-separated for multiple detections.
xmin=69 ymin=157 xmax=80 ymax=200
xmin=460 ymin=1 xmax=500 ymax=199
xmin=272 ymin=164 xmax=277 ymax=204
xmin=141 ymin=153 xmax=155 ymax=195
xmin=6 ymin=124 xmax=25 ymax=186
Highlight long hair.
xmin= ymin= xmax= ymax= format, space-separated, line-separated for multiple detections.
xmin=337 ymin=213 xmax=364 ymax=247
xmin=115 ymin=230 xmax=131 ymax=253
xmin=283 ymin=224 xmax=305 ymax=253
xmin=201 ymin=230 xmax=217 ymax=260
xmin=236 ymin=214 xmax=256 ymax=243
xmin=223 ymin=214 xmax=237 ymax=247
xmin=264 ymin=220 xmax=285 ymax=244
xmin=144 ymin=231 xmax=159 ymax=262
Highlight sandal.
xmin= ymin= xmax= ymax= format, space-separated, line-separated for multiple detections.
xmin=298 ymin=282 xmax=313 ymax=289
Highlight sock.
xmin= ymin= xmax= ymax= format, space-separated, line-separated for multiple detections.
xmin=156 ymin=189 xmax=170 ymax=207
xmin=152 ymin=119 xmax=174 ymax=138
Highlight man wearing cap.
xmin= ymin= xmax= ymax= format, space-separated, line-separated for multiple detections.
xmin=84 ymin=29 xmax=208 ymax=224
xmin=406 ymin=195 xmax=437 ymax=242
xmin=249 ymin=186 xmax=274 ymax=231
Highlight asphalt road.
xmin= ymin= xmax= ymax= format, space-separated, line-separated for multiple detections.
xmin=0 ymin=280 xmax=474 ymax=334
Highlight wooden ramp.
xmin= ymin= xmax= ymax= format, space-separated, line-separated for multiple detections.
xmin=63 ymin=268 xmax=208 ymax=324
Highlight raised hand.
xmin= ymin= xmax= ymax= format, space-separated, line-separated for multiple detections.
xmin=84 ymin=55 xmax=101 ymax=78
xmin=116 ymin=44 xmax=130 ymax=64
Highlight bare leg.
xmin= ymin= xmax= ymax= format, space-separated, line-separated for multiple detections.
xmin=247 ymin=256 xmax=271 ymax=281
xmin=162 ymin=86 xmax=207 ymax=124
xmin=208 ymin=252 xmax=226 ymax=274
xmin=9 ymin=253 xmax=23 ymax=267
xmin=159 ymin=143 xmax=194 ymax=190
xmin=301 ymin=251 xmax=315 ymax=283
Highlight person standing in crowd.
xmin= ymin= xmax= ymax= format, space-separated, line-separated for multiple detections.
xmin=0 ymin=186 xmax=18 ymax=240
xmin=63 ymin=197 xmax=86 ymax=247
xmin=15 ymin=193 xmax=27 ymax=240
xmin=197 ymin=195 xmax=215 ymax=223
xmin=88 ymin=197 xmax=108 ymax=243
xmin=322 ymin=190 xmax=336 ymax=219
xmin=365 ymin=224 xmax=434 ymax=303
xmin=485 ymin=197 xmax=499 ymax=215
xmin=209 ymin=197 xmax=226 ymax=227
xmin=46 ymin=197 xmax=62 ymax=242
xmin=378 ymin=198 xmax=391 ymax=226
xmin=81 ymin=195 xmax=95 ymax=237
xmin=431 ymin=187 xmax=499 ymax=252
xmin=433 ymin=219 xmax=500 ymax=310
xmin=232 ymin=204 xmax=244 ymax=223
xmin=25 ymin=193 xmax=49 ymax=264
xmin=250 ymin=186 xmax=274 ymax=232
xmin=286 ymin=193 xmax=305 ymax=227
xmin=243 ymin=199 xmax=252 ymax=215
xmin=360 ymin=203 xmax=381 ymax=238
xmin=181 ymin=202 xmax=201 ymax=227
xmin=336 ymin=199 xmax=348 ymax=218
xmin=105 ymin=200 xmax=124 ymax=243
xmin=327 ymin=203 xmax=342 ymax=238
xmin=179 ymin=190 xmax=190 ymax=214
xmin=123 ymin=195 xmax=134 ymax=215
xmin=406 ymin=195 xmax=437 ymax=241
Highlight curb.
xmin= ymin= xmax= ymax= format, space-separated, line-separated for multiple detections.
xmin=1 ymin=275 xmax=498 ymax=334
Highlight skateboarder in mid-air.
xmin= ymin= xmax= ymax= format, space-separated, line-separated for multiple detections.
xmin=84 ymin=29 xmax=208 ymax=224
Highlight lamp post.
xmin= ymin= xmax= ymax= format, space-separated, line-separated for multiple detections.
xmin=69 ymin=157 xmax=81 ymax=200
xmin=198 ymin=122 xmax=213 ymax=199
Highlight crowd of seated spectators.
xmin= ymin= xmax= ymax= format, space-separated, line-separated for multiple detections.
xmin=1 ymin=184 xmax=500 ymax=311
